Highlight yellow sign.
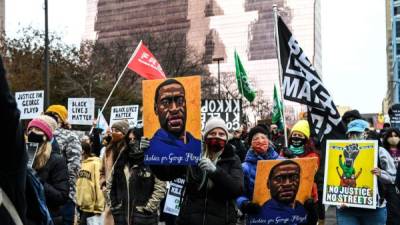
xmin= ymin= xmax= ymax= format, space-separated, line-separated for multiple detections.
xmin=323 ymin=140 xmax=378 ymax=209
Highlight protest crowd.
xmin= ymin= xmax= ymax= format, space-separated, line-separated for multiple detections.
xmin=1 ymin=14 xmax=400 ymax=225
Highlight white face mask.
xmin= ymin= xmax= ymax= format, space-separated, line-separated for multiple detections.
xmin=387 ymin=136 xmax=400 ymax=146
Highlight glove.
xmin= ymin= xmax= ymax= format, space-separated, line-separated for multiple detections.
xmin=303 ymin=198 xmax=318 ymax=225
xmin=140 ymin=137 xmax=150 ymax=151
xmin=198 ymin=158 xmax=217 ymax=173
xmin=241 ymin=201 xmax=261 ymax=214
xmin=282 ymin=147 xmax=294 ymax=159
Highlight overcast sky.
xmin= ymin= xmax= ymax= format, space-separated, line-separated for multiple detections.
xmin=6 ymin=0 xmax=387 ymax=114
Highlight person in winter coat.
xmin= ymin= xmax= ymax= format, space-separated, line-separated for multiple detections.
xmin=76 ymin=142 xmax=104 ymax=225
xmin=26 ymin=115 xmax=69 ymax=220
xmin=380 ymin=127 xmax=400 ymax=225
xmin=336 ymin=119 xmax=397 ymax=225
xmin=0 ymin=55 xmax=28 ymax=224
xmin=228 ymin=127 xmax=248 ymax=162
xmin=109 ymin=126 xmax=167 ymax=225
xmin=236 ymin=126 xmax=281 ymax=223
xmin=100 ymin=120 xmax=130 ymax=225
xmin=45 ymin=105 xmax=82 ymax=225
xmin=150 ymin=117 xmax=244 ymax=225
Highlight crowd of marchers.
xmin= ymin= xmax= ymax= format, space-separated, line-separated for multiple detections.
xmin=0 ymin=55 xmax=400 ymax=225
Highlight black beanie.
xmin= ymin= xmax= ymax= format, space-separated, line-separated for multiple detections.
xmin=248 ymin=125 xmax=269 ymax=146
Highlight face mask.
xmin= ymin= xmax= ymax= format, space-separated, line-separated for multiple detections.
xmin=205 ymin=138 xmax=226 ymax=153
xmin=388 ymin=137 xmax=400 ymax=146
xmin=290 ymin=137 xmax=306 ymax=147
xmin=289 ymin=145 xmax=305 ymax=156
xmin=28 ymin=132 xmax=45 ymax=144
xmin=252 ymin=139 xmax=269 ymax=154
xmin=128 ymin=140 xmax=144 ymax=160
xmin=111 ymin=132 xmax=124 ymax=143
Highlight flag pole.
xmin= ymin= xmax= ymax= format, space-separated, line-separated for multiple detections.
xmin=90 ymin=40 xmax=143 ymax=134
xmin=273 ymin=5 xmax=288 ymax=147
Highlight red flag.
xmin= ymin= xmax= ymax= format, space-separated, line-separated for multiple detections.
xmin=127 ymin=41 xmax=166 ymax=79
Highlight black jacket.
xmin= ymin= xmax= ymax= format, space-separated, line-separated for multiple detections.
xmin=228 ymin=138 xmax=247 ymax=162
xmin=36 ymin=151 xmax=69 ymax=215
xmin=0 ymin=56 xmax=28 ymax=224
xmin=152 ymin=143 xmax=244 ymax=225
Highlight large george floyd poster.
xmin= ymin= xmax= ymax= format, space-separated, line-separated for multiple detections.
xmin=251 ymin=158 xmax=318 ymax=225
xmin=323 ymin=140 xmax=378 ymax=209
xmin=142 ymin=76 xmax=201 ymax=165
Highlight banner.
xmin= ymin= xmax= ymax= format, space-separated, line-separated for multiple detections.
xmin=271 ymin=84 xmax=284 ymax=130
xmin=143 ymin=76 xmax=201 ymax=165
xmin=68 ymin=98 xmax=95 ymax=125
xmin=163 ymin=178 xmax=185 ymax=216
xmin=110 ymin=105 xmax=139 ymax=127
xmin=15 ymin=90 xmax=44 ymax=120
xmin=127 ymin=40 xmax=166 ymax=80
xmin=234 ymin=50 xmax=256 ymax=102
xmin=323 ymin=140 xmax=378 ymax=209
xmin=251 ymin=158 xmax=318 ymax=225
xmin=277 ymin=16 xmax=345 ymax=142
xmin=201 ymin=99 xmax=242 ymax=131
xmin=97 ymin=109 xmax=109 ymax=134
xmin=26 ymin=142 xmax=39 ymax=168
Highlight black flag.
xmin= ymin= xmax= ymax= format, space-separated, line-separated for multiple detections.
xmin=276 ymin=16 xmax=345 ymax=142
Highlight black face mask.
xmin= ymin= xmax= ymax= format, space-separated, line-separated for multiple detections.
xmin=28 ymin=132 xmax=45 ymax=144
xmin=128 ymin=140 xmax=144 ymax=161
xmin=290 ymin=137 xmax=306 ymax=147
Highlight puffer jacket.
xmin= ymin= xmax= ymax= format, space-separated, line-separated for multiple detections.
xmin=236 ymin=147 xmax=280 ymax=208
xmin=109 ymin=148 xmax=167 ymax=225
xmin=152 ymin=143 xmax=244 ymax=225
xmin=36 ymin=151 xmax=69 ymax=216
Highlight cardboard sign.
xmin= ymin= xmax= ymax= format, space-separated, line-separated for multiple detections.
xmin=323 ymin=140 xmax=378 ymax=209
xmin=163 ymin=178 xmax=185 ymax=216
xmin=26 ymin=142 xmax=39 ymax=168
xmin=143 ymin=76 xmax=201 ymax=165
xmin=201 ymin=99 xmax=242 ymax=131
xmin=389 ymin=104 xmax=400 ymax=129
xmin=15 ymin=90 xmax=44 ymax=120
xmin=68 ymin=98 xmax=95 ymax=125
xmin=110 ymin=105 xmax=139 ymax=127
xmin=250 ymin=158 xmax=318 ymax=225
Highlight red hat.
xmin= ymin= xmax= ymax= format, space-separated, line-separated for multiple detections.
xmin=27 ymin=115 xmax=56 ymax=140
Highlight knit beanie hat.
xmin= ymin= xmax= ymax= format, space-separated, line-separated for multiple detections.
xmin=111 ymin=120 xmax=129 ymax=135
xmin=291 ymin=120 xmax=310 ymax=139
xmin=203 ymin=117 xmax=228 ymax=139
xmin=46 ymin=105 xmax=68 ymax=123
xmin=248 ymin=125 xmax=269 ymax=146
xmin=27 ymin=115 xmax=57 ymax=140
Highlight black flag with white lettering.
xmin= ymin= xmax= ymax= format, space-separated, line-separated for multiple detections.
xmin=277 ymin=16 xmax=345 ymax=142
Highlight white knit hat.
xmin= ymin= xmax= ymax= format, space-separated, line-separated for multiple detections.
xmin=203 ymin=117 xmax=228 ymax=138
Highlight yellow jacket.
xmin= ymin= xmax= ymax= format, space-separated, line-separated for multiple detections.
xmin=76 ymin=156 xmax=105 ymax=214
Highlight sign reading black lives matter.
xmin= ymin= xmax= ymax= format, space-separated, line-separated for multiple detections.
xmin=68 ymin=98 xmax=95 ymax=125
xmin=110 ymin=105 xmax=139 ymax=127
xmin=15 ymin=90 xmax=44 ymax=120
xmin=201 ymin=99 xmax=242 ymax=131
xmin=389 ymin=103 xmax=400 ymax=129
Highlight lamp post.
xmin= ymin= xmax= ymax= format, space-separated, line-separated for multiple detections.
xmin=44 ymin=0 xmax=50 ymax=107
xmin=212 ymin=57 xmax=224 ymax=99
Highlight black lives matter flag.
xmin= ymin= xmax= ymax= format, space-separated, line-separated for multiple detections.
xmin=276 ymin=17 xmax=345 ymax=142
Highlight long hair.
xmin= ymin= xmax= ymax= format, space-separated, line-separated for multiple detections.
xmin=33 ymin=142 xmax=52 ymax=170
xmin=382 ymin=127 xmax=400 ymax=150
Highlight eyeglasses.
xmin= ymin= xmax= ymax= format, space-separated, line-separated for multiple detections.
xmin=159 ymin=96 xmax=185 ymax=108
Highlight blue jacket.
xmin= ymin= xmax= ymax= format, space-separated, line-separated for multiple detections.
xmin=236 ymin=147 xmax=281 ymax=207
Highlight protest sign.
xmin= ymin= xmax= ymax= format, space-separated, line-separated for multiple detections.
xmin=15 ymin=90 xmax=44 ymax=120
xmin=68 ymin=98 xmax=95 ymax=125
xmin=250 ymin=158 xmax=318 ymax=225
xmin=26 ymin=142 xmax=39 ymax=168
xmin=143 ymin=76 xmax=201 ymax=165
xmin=163 ymin=178 xmax=185 ymax=216
xmin=323 ymin=140 xmax=378 ymax=209
xmin=389 ymin=103 xmax=400 ymax=129
xmin=110 ymin=105 xmax=139 ymax=127
xmin=201 ymin=99 xmax=241 ymax=131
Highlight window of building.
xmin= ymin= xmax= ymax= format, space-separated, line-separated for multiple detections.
xmin=396 ymin=21 xmax=400 ymax=37
xmin=395 ymin=6 xmax=400 ymax=15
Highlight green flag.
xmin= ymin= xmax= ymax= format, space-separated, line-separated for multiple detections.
xmin=272 ymin=84 xmax=284 ymax=130
xmin=234 ymin=51 xmax=256 ymax=102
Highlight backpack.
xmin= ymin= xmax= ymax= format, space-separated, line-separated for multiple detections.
xmin=26 ymin=168 xmax=54 ymax=225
